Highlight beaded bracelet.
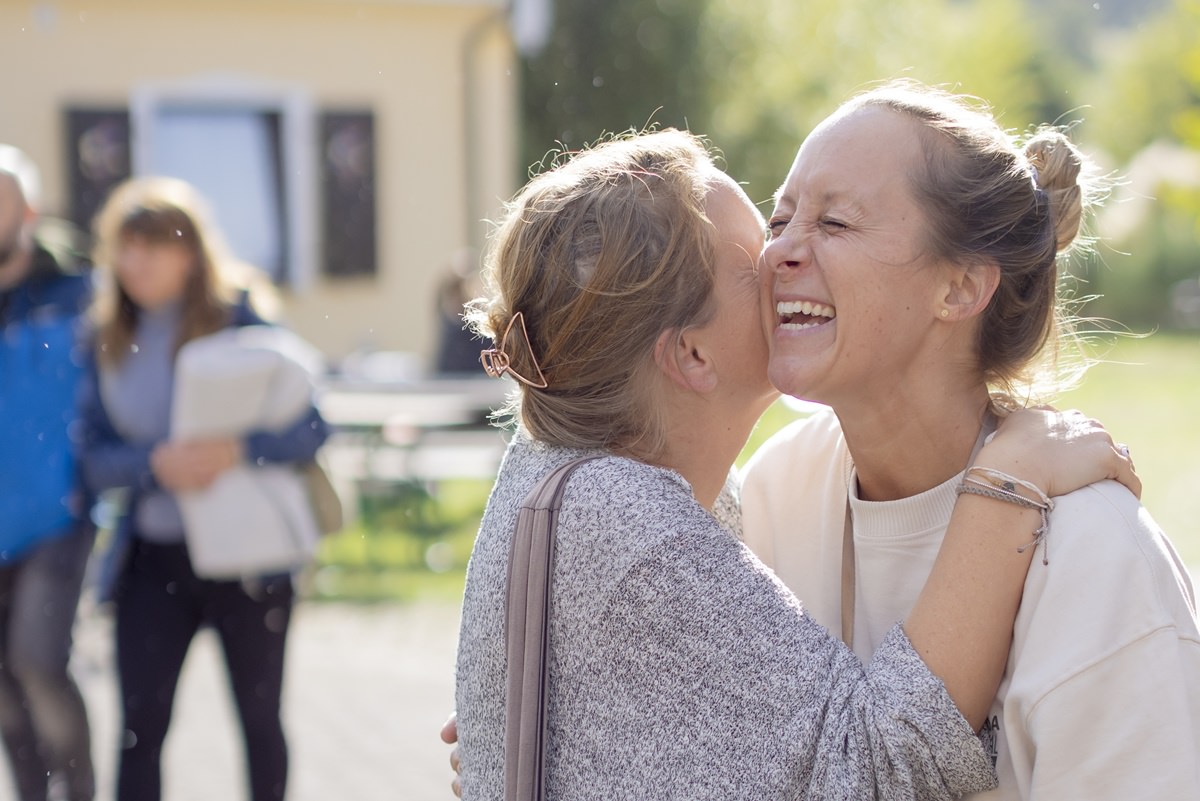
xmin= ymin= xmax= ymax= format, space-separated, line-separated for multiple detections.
xmin=955 ymin=478 xmax=1052 ymax=565
xmin=965 ymin=465 xmax=1053 ymax=509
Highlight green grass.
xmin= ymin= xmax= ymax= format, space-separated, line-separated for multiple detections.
xmin=1057 ymin=333 xmax=1200 ymax=567
xmin=306 ymin=478 xmax=485 ymax=602
xmin=313 ymin=332 xmax=1199 ymax=602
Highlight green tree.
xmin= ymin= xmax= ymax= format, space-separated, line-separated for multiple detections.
xmin=519 ymin=0 xmax=712 ymax=173
xmin=698 ymin=0 xmax=1066 ymax=204
xmin=1082 ymin=0 xmax=1200 ymax=162
xmin=512 ymin=0 xmax=1198 ymax=326
xmin=1076 ymin=0 xmax=1200 ymax=327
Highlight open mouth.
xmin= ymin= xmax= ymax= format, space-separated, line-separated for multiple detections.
xmin=777 ymin=300 xmax=836 ymax=330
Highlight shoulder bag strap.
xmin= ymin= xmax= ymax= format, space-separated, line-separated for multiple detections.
xmin=504 ymin=456 xmax=600 ymax=801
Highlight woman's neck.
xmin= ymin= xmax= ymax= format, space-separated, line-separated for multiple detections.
xmin=835 ymin=385 xmax=993 ymax=502
xmin=654 ymin=393 xmax=772 ymax=511
xmin=137 ymin=297 xmax=184 ymax=320
xmin=660 ymin=433 xmax=742 ymax=511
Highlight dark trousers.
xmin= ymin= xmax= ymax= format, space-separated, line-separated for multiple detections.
xmin=115 ymin=541 xmax=292 ymax=801
xmin=0 ymin=527 xmax=95 ymax=801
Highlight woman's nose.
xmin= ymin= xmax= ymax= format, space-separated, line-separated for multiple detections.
xmin=764 ymin=227 xmax=807 ymax=276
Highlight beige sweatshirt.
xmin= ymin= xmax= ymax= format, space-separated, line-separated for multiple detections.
xmin=741 ymin=409 xmax=1200 ymax=801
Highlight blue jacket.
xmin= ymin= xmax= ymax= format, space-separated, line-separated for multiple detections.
xmin=79 ymin=296 xmax=330 ymax=594
xmin=0 ymin=242 xmax=92 ymax=563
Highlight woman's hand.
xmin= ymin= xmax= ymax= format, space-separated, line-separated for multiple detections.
xmin=979 ymin=408 xmax=1140 ymax=500
xmin=150 ymin=437 xmax=244 ymax=492
xmin=440 ymin=713 xmax=462 ymax=798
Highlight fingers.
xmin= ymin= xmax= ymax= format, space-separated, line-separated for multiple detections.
xmin=450 ymin=745 xmax=462 ymax=796
xmin=1056 ymin=414 xmax=1142 ymax=499
xmin=440 ymin=713 xmax=459 ymax=744
xmin=1113 ymin=442 xmax=1142 ymax=500
xmin=151 ymin=439 xmax=244 ymax=491
xmin=984 ymin=407 xmax=1144 ymax=501
xmin=441 ymin=713 xmax=463 ymax=797
xmin=150 ymin=444 xmax=196 ymax=491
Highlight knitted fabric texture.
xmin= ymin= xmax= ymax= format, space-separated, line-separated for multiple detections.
xmin=455 ymin=433 xmax=995 ymax=800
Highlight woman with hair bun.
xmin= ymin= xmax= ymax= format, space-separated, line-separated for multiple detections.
xmin=744 ymin=80 xmax=1200 ymax=800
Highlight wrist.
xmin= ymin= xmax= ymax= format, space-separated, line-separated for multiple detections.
xmin=972 ymin=444 xmax=1051 ymax=502
xmin=963 ymin=464 xmax=1051 ymax=508
xmin=956 ymin=464 xmax=1054 ymax=565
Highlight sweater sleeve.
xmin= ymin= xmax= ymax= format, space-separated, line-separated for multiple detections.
xmin=242 ymin=404 xmax=330 ymax=465
xmin=573 ymin=527 xmax=996 ymax=800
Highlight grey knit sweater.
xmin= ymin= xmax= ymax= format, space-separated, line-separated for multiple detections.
xmin=455 ymin=433 xmax=995 ymax=800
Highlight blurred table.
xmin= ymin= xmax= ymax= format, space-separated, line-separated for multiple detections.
xmin=316 ymin=376 xmax=513 ymax=488
xmin=317 ymin=375 xmax=512 ymax=431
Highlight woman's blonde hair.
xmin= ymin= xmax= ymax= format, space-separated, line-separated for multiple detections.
xmin=90 ymin=176 xmax=276 ymax=367
xmin=466 ymin=129 xmax=723 ymax=458
xmin=841 ymin=80 xmax=1105 ymax=405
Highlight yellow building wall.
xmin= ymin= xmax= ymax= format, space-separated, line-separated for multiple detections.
xmin=0 ymin=0 xmax=518 ymax=364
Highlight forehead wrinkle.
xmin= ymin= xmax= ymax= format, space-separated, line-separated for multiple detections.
xmin=818 ymin=187 xmax=868 ymax=217
xmin=774 ymin=179 xmax=867 ymax=220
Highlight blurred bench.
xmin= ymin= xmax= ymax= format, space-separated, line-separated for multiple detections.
xmin=316 ymin=375 xmax=513 ymax=531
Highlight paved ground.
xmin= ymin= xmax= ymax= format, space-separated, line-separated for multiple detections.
xmin=18 ymin=600 xmax=463 ymax=801
xmin=1 ymin=566 xmax=1197 ymax=801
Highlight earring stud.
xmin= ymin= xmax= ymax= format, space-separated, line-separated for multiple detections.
xmin=940 ymin=309 xmax=950 ymax=319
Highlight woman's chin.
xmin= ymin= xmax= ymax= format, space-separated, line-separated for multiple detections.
xmin=767 ymin=356 xmax=823 ymax=402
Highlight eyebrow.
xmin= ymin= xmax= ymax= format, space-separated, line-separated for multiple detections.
xmin=770 ymin=185 xmax=861 ymax=215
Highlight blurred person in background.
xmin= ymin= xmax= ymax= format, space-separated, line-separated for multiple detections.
xmin=0 ymin=144 xmax=95 ymax=801
xmin=434 ymin=247 xmax=485 ymax=376
xmin=79 ymin=177 xmax=329 ymax=801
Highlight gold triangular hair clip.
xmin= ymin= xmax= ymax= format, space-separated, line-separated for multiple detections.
xmin=480 ymin=311 xmax=548 ymax=389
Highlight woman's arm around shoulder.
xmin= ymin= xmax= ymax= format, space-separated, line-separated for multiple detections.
xmin=574 ymin=510 xmax=996 ymax=800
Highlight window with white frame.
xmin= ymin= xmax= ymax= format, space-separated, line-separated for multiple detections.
xmin=130 ymin=76 xmax=317 ymax=288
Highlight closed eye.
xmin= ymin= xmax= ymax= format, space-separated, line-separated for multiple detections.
xmin=766 ymin=219 xmax=788 ymax=239
xmin=820 ymin=218 xmax=848 ymax=231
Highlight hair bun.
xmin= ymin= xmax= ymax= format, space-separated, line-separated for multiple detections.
xmin=1024 ymin=132 xmax=1086 ymax=254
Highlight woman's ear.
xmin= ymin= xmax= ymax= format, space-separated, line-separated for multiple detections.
xmin=653 ymin=327 xmax=718 ymax=393
xmin=940 ymin=259 xmax=1000 ymax=322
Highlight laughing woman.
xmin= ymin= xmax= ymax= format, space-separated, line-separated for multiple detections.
xmin=744 ymin=81 xmax=1200 ymax=800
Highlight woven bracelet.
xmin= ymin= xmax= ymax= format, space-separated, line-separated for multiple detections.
xmin=961 ymin=476 xmax=1044 ymax=510
xmin=955 ymin=482 xmax=1050 ymax=565
xmin=965 ymin=466 xmax=1053 ymax=509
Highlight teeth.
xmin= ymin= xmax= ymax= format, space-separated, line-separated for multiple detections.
xmin=776 ymin=300 xmax=836 ymax=319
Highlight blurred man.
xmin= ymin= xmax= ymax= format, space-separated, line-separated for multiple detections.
xmin=0 ymin=144 xmax=95 ymax=801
